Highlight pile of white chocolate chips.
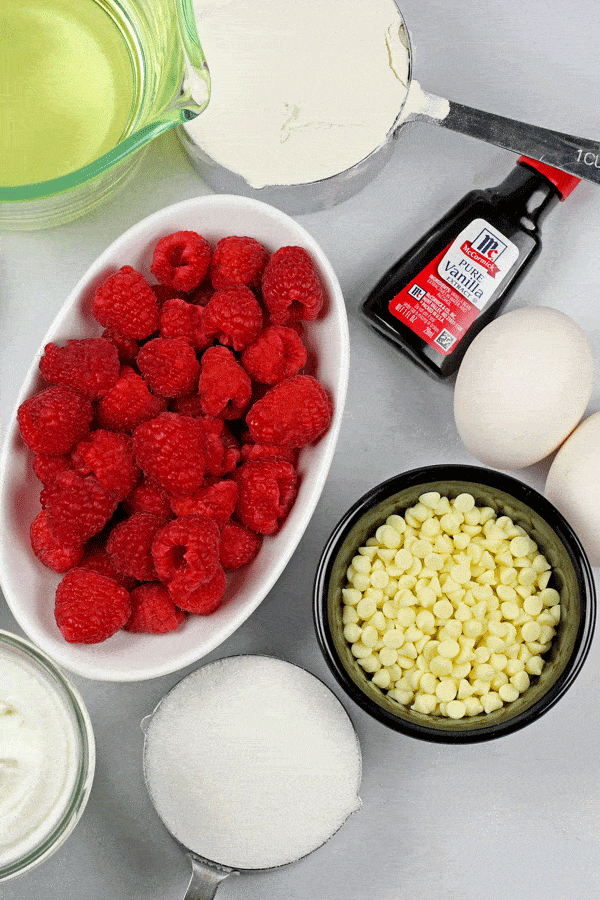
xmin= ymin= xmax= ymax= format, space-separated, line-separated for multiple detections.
xmin=341 ymin=491 xmax=562 ymax=719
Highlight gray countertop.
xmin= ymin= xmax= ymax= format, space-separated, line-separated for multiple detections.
xmin=2 ymin=1 xmax=600 ymax=897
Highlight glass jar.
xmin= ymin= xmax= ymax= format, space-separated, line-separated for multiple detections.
xmin=0 ymin=630 xmax=95 ymax=881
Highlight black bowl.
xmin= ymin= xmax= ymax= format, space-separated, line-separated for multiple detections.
xmin=313 ymin=465 xmax=596 ymax=743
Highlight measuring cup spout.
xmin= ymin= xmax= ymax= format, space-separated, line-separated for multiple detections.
xmin=97 ymin=0 xmax=211 ymax=169
xmin=183 ymin=853 xmax=235 ymax=900
xmin=177 ymin=0 xmax=211 ymax=116
xmin=113 ymin=0 xmax=210 ymax=164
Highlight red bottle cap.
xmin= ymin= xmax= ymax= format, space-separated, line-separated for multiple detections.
xmin=517 ymin=156 xmax=580 ymax=200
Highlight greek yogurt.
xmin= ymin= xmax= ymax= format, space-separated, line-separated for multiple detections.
xmin=0 ymin=635 xmax=91 ymax=874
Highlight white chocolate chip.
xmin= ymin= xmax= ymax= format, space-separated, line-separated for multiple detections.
xmin=412 ymin=693 xmax=437 ymax=714
xmin=419 ymin=491 xmax=441 ymax=508
xmin=446 ymin=699 xmax=467 ymax=719
xmin=498 ymin=683 xmax=519 ymax=703
xmin=343 ymin=623 xmax=362 ymax=643
xmin=352 ymin=554 xmax=371 ymax=574
xmin=341 ymin=494 xmax=560 ymax=720
xmin=437 ymin=639 xmax=460 ymax=659
xmin=482 ymin=692 xmax=504 ymax=713
xmin=356 ymin=597 xmax=377 ymax=619
xmin=372 ymin=668 xmax=391 ymax=689
xmin=436 ymin=678 xmax=458 ymax=702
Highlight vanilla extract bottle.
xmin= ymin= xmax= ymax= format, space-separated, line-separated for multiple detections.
xmin=362 ymin=156 xmax=580 ymax=379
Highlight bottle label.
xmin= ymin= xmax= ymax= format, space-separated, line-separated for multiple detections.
xmin=388 ymin=218 xmax=519 ymax=355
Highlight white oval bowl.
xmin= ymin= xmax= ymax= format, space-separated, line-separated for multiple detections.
xmin=0 ymin=195 xmax=349 ymax=681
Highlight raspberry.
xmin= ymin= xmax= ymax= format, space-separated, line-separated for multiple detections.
xmin=30 ymin=510 xmax=84 ymax=573
xmin=246 ymin=375 xmax=332 ymax=447
xmin=106 ymin=513 xmax=165 ymax=581
xmin=170 ymin=393 xmax=205 ymax=418
xmin=240 ymin=440 xmax=298 ymax=466
xmin=151 ymin=231 xmax=212 ymax=292
xmin=241 ymin=325 xmax=307 ymax=384
xmin=79 ymin=545 xmax=138 ymax=591
xmin=123 ymin=477 xmax=173 ymax=520
xmin=92 ymin=266 xmax=159 ymax=339
xmin=219 ymin=520 xmax=262 ymax=570
xmin=158 ymin=297 xmax=209 ymax=349
xmin=202 ymin=286 xmax=263 ymax=351
xmin=197 ymin=346 xmax=252 ymax=420
xmin=152 ymin=284 xmax=181 ymax=306
xmin=194 ymin=416 xmax=226 ymax=471
xmin=39 ymin=338 xmax=120 ymax=399
xmin=151 ymin=514 xmax=220 ymax=595
xmin=169 ymin=565 xmax=227 ymax=615
xmin=97 ymin=366 xmax=167 ymax=433
xmin=137 ymin=337 xmax=201 ymax=398
xmin=18 ymin=386 xmax=93 ymax=456
xmin=170 ymin=407 xmax=243 ymax=483
xmin=209 ymin=235 xmax=269 ymax=291
xmin=132 ymin=412 xmax=206 ymax=497
xmin=186 ymin=281 xmax=215 ymax=307
xmin=41 ymin=470 xmax=118 ymax=546
xmin=101 ymin=328 xmax=139 ymax=365
xmin=219 ymin=425 xmax=242 ymax=474
xmin=125 ymin=583 xmax=186 ymax=633
xmin=71 ymin=429 xmax=140 ymax=502
xmin=195 ymin=416 xmax=240 ymax=477
xmin=54 ymin=568 xmax=132 ymax=644
xmin=261 ymin=246 xmax=324 ymax=324
xmin=32 ymin=453 xmax=73 ymax=486
xmin=170 ymin=479 xmax=238 ymax=525
xmin=234 ymin=459 xmax=297 ymax=534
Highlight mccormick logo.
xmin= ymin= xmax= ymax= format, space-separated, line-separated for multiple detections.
xmin=460 ymin=227 xmax=508 ymax=277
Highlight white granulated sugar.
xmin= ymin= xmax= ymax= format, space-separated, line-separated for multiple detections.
xmin=143 ymin=655 xmax=361 ymax=870
xmin=186 ymin=0 xmax=410 ymax=187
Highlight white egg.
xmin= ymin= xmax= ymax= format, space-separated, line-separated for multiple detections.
xmin=545 ymin=412 xmax=600 ymax=566
xmin=454 ymin=306 xmax=594 ymax=470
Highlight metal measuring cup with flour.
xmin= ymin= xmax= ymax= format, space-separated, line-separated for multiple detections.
xmin=179 ymin=0 xmax=600 ymax=214
xmin=142 ymin=655 xmax=362 ymax=900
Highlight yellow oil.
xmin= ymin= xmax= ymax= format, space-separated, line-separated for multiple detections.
xmin=1 ymin=0 xmax=138 ymax=187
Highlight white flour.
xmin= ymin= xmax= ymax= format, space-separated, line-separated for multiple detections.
xmin=186 ymin=0 xmax=411 ymax=187
xmin=397 ymin=80 xmax=450 ymax=124
xmin=143 ymin=655 xmax=361 ymax=870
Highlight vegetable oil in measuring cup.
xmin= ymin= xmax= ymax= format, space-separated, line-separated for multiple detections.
xmin=1 ymin=0 xmax=139 ymax=187
xmin=362 ymin=157 xmax=580 ymax=380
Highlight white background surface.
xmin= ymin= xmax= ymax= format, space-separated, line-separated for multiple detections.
xmin=2 ymin=1 xmax=600 ymax=897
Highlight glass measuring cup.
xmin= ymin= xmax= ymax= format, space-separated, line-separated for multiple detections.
xmin=141 ymin=655 xmax=362 ymax=900
xmin=0 ymin=631 xmax=95 ymax=882
xmin=0 ymin=0 xmax=210 ymax=231
xmin=178 ymin=0 xmax=600 ymax=215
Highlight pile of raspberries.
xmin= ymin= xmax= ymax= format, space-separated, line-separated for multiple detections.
xmin=17 ymin=231 xmax=333 ymax=644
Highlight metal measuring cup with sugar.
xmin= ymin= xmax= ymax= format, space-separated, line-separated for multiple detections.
xmin=141 ymin=655 xmax=362 ymax=900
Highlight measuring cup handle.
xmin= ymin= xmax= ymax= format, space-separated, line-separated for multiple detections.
xmin=429 ymin=96 xmax=600 ymax=184
xmin=183 ymin=853 xmax=234 ymax=900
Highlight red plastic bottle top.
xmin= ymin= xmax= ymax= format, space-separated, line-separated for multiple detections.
xmin=517 ymin=156 xmax=581 ymax=199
